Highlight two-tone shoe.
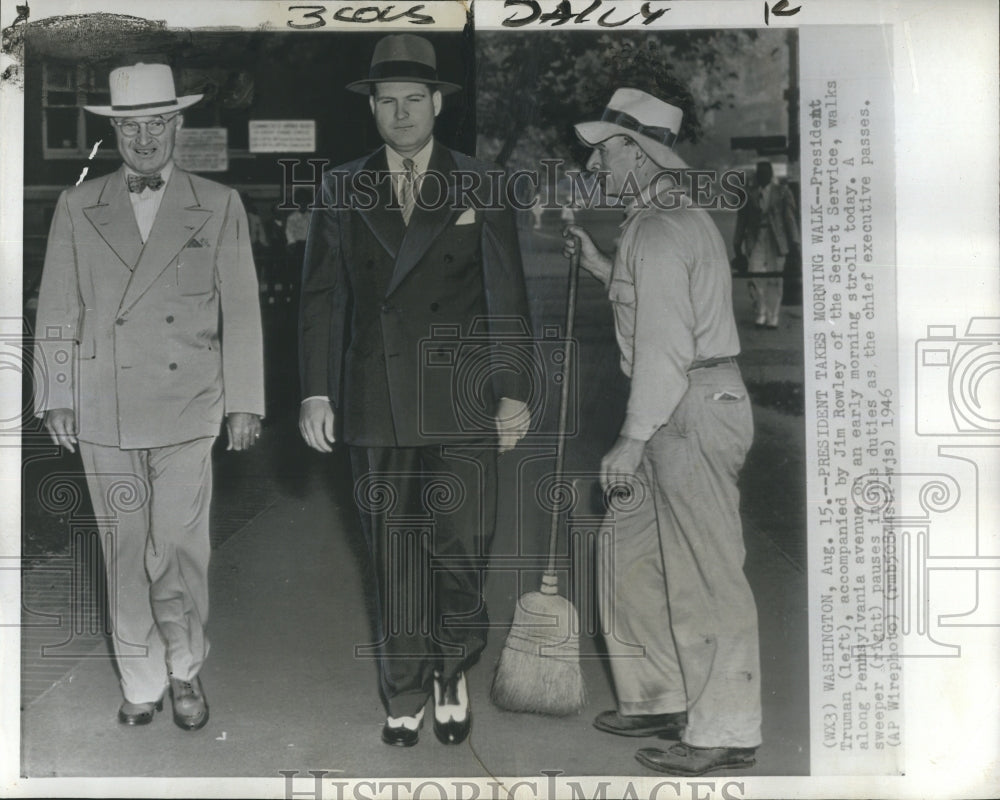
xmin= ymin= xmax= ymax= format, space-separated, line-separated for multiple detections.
xmin=382 ymin=709 xmax=425 ymax=747
xmin=433 ymin=671 xmax=471 ymax=745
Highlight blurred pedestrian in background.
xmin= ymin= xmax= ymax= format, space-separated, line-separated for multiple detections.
xmin=733 ymin=160 xmax=800 ymax=329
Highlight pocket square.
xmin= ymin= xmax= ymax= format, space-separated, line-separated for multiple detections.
xmin=185 ymin=237 xmax=209 ymax=249
xmin=455 ymin=208 xmax=477 ymax=226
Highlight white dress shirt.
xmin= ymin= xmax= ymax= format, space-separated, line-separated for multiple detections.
xmin=384 ymin=139 xmax=434 ymax=213
xmin=124 ymin=161 xmax=175 ymax=243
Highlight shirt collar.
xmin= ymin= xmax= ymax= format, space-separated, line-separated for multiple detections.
xmin=620 ymin=174 xmax=689 ymax=225
xmin=384 ymin=139 xmax=434 ymax=176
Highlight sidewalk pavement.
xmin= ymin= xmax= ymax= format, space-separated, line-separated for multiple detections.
xmin=20 ymin=221 xmax=810 ymax=779
xmin=20 ymin=413 xmax=807 ymax=779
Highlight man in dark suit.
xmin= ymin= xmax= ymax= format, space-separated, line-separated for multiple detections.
xmin=34 ymin=62 xmax=264 ymax=731
xmin=298 ymin=35 xmax=532 ymax=747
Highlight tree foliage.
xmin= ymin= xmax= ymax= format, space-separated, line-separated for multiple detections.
xmin=477 ymin=29 xmax=786 ymax=170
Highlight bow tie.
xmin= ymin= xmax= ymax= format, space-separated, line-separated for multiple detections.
xmin=127 ymin=173 xmax=164 ymax=193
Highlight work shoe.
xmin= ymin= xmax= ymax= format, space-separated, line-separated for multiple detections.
xmin=635 ymin=742 xmax=756 ymax=776
xmin=169 ymin=676 xmax=209 ymax=731
xmin=118 ymin=698 xmax=163 ymax=726
xmin=593 ymin=709 xmax=687 ymax=738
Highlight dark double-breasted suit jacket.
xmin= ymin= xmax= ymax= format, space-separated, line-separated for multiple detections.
xmin=299 ymin=141 xmax=532 ymax=447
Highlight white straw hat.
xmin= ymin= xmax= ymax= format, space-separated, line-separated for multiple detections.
xmin=84 ymin=63 xmax=203 ymax=117
xmin=574 ymin=88 xmax=689 ymax=170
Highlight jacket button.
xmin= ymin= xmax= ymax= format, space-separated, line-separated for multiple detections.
xmin=443 ymin=254 xmax=453 ymax=263
xmin=165 ymin=315 xmax=174 ymax=323
xmin=168 ymin=362 xmax=178 ymax=371
xmin=115 ymin=318 xmax=125 ymax=326
xmin=430 ymin=302 xmax=439 ymax=312
xmin=381 ymin=303 xmax=391 ymax=313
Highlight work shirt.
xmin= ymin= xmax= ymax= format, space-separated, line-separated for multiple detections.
xmin=610 ymin=190 xmax=741 ymax=441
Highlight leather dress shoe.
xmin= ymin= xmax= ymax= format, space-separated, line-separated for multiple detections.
xmin=433 ymin=671 xmax=471 ymax=745
xmin=118 ymin=698 xmax=163 ymax=726
xmin=593 ymin=709 xmax=687 ymax=738
xmin=635 ymin=742 xmax=756 ymax=776
xmin=382 ymin=709 xmax=424 ymax=747
xmin=169 ymin=676 xmax=209 ymax=731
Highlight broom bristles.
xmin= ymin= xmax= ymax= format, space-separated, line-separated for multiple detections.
xmin=490 ymin=590 xmax=586 ymax=716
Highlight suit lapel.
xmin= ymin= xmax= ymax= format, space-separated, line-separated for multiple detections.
xmin=354 ymin=148 xmax=405 ymax=259
xmin=386 ymin=142 xmax=459 ymax=297
xmin=118 ymin=169 xmax=214 ymax=314
xmin=82 ymin=169 xmax=144 ymax=271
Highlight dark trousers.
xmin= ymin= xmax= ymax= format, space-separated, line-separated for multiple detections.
xmin=350 ymin=443 xmax=497 ymax=717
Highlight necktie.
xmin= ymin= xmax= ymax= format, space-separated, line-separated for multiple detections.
xmin=127 ymin=173 xmax=164 ymax=193
xmin=400 ymin=158 xmax=417 ymax=225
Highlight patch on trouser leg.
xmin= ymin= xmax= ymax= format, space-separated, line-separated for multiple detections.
xmin=676 ymin=634 xmax=762 ymax=747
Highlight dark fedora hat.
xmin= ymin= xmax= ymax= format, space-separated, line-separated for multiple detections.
xmin=346 ymin=34 xmax=461 ymax=95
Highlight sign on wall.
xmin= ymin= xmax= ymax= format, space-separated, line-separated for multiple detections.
xmin=174 ymin=127 xmax=228 ymax=172
xmin=248 ymin=120 xmax=316 ymax=153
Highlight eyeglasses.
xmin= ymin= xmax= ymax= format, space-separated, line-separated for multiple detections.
xmin=114 ymin=116 xmax=176 ymax=137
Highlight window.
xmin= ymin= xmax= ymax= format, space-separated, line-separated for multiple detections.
xmin=41 ymin=62 xmax=116 ymax=159
xmin=41 ymin=61 xmax=257 ymax=160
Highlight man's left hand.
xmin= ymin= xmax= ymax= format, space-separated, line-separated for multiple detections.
xmin=495 ymin=397 xmax=530 ymax=454
xmin=226 ymin=412 xmax=263 ymax=451
xmin=600 ymin=435 xmax=646 ymax=492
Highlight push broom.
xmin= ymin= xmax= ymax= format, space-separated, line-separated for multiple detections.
xmin=490 ymin=245 xmax=586 ymax=716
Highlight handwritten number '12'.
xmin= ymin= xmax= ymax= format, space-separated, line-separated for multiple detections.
xmin=765 ymin=0 xmax=801 ymax=25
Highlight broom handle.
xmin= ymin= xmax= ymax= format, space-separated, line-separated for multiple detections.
xmin=544 ymin=245 xmax=580 ymax=580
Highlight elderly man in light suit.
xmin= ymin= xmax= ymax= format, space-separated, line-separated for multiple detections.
xmin=33 ymin=63 xmax=264 ymax=731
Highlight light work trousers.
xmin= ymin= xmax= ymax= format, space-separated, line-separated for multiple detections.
xmin=598 ymin=364 xmax=762 ymax=747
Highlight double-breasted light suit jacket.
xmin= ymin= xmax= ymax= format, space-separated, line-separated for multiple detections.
xmin=33 ymin=166 xmax=265 ymax=449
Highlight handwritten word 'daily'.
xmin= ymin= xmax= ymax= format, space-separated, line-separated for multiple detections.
xmin=502 ymin=0 xmax=669 ymax=28
xmin=286 ymin=4 xmax=434 ymax=29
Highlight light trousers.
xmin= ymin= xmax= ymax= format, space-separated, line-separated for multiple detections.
xmin=748 ymin=235 xmax=785 ymax=326
xmin=598 ymin=364 xmax=762 ymax=747
xmin=79 ymin=437 xmax=215 ymax=703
